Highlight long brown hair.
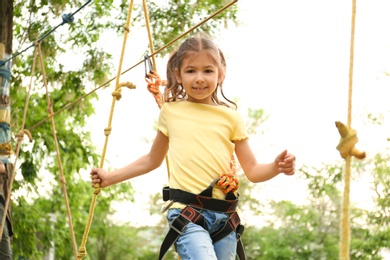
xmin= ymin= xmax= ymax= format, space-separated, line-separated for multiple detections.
xmin=163 ymin=33 xmax=237 ymax=109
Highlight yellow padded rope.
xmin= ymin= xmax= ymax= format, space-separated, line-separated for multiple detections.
xmin=336 ymin=1 xmax=365 ymax=259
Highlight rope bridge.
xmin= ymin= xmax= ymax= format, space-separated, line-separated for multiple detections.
xmin=0 ymin=0 xmax=366 ymax=259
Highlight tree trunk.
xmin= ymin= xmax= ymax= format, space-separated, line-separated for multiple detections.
xmin=0 ymin=0 xmax=13 ymax=53
xmin=0 ymin=0 xmax=14 ymax=257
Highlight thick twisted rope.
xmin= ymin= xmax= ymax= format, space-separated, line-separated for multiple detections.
xmin=336 ymin=1 xmax=365 ymax=259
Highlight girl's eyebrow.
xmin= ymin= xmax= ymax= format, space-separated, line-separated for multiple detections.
xmin=183 ymin=64 xmax=216 ymax=69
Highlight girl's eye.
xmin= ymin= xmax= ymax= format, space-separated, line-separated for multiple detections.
xmin=186 ymin=69 xmax=195 ymax=73
xmin=205 ymin=69 xmax=213 ymax=73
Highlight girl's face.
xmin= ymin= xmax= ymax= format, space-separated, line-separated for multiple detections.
xmin=175 ymin=50 xmax=223 ymax=105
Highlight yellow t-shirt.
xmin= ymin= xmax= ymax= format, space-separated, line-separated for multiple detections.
xmin=158 ymin=100 xmax=248 ymax=207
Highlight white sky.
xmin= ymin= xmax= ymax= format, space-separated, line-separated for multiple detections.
xmin=86 ymin=0 xmax=390 ymax=226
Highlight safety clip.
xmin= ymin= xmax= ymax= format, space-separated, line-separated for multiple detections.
xmin=144 ymin=52 xmax=153 ymax=77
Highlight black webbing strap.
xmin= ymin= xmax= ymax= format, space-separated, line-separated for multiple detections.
xmin=162 ymin=186 xmax=238 ymax=213
xmin=236 ymin=224 xmax=246 ymax=260
xmin=211 ymin=211 xmax=240 ymax=242
xmin=159 ymin=206 xmax=204 ymax=260
xmin=159 ymin=178 xmax=246 ymax=260
xmin=211 ymin=211 xmax=246 ymax=260
xmin=159 ymin=207 xmax=246 ymax=260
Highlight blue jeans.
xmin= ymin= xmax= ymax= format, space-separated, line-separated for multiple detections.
xmin=167 ymin=208 xmax=237 ymax=260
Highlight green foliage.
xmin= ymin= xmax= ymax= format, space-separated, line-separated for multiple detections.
xmin=8 ymin=0 xmax=241 ymax=258
xmin=9 ymin=0 xmax=386 ymax=259
xmin=10 ymin=0 xmax=126 ymax=258
xmin=137 ymin=0 xmax=239 ymax=56
xmin=237 ymin=154 xmax=390 ymax=259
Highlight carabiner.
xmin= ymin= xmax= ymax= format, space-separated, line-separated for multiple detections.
xmin=144 ymin=52 xmax=153 ymax=77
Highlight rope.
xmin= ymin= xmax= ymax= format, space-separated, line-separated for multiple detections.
xmin=142 ymin=3 xmax=238 ymax=260
xmin=35 ymin=42 xmax=78 ymax=257
xmin=123 ymin=0 xmax=238 ymax=77
xmin=216 ymin=158 xmax=239 ymax=194
xmin=142 ymin=0 xmax=157 ymax=73
xmin=0 ymin=46 xmax=38 ymax=240
xmin=0 ymin=0 xmax=92 ymax=67
xmin=76 ymin=0 xmax=136 ymax=258
xmin=141 ymin=2 xmax=179 ymax=257
xmin=336 ymin=1 xmax=365 ymax=259
xmin=7 ymin=1 xmax=240 ymax=258
xmin=1 ymin=41 xmax=79 ymax=257
xmin=26 ymin=0 xmax=239 ymax=134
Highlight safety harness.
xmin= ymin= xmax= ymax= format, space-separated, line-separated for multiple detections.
xmin=159 ymin=179 xmax=246 ymax=260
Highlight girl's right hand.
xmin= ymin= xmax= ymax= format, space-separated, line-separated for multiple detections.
xmin=90 ymin=168 xmax=109 ymax=188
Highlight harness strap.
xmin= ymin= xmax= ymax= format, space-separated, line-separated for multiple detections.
xmin=159 ymin=206 xmax=204 ymax=260
xmin=211 ymin=211 xmax=246 ymax=260
xmin=236 ymin=225 xmax=246 ymax=260
xmin=159 ymin=206 xmax=246 ymax=260
xmin=159 ymin=178 xmax=247 ymax=260
xmin=211 ymin=211 xmax=240 ymax=242
xmin=163 ymin=187 xmax=238 ymax=213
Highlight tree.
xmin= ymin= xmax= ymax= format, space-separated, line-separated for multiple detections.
xmin=238 ymin=155 xmax=390 ymax=259
xmin=0 ymin=0 xmax=240 ymax=258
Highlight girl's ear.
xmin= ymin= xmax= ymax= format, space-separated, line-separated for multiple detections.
xmin=218 ymin=70 xmax=225 ymax=84
xmin=174 ymin=68 xmax=181 ymax=84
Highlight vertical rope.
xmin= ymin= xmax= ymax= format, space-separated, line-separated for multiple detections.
xmin=0 ymin=47 xmax=37 ymax=242
xmin=36 ymin=42 xmax=78 ymax=257
xmin=142 ymin=0 xmax=157 ymax=70
xmin=142 ymin=0 xmax=172 ymax=181
xmin=76 ymin=0 xmax=135 ymax=259
xmin=339 ymin=1 xmax=357 ymax=259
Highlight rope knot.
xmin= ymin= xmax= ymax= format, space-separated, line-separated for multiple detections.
xmin=62 ymin=13 xmax=74 ymax=24
xmin=77 ymin=247 xmax=87 ymax=259
xmin=17 ymin=129 xmax=33 ymax=142
xmin=145 ymin=71 xmax=163 ymax=108
xmin=118 ymin=81 xmax=136 ymax=90
xmin=0 ymin=68 xmax=11 ymax=79
xmin=46 ymin=101 xmax=54 ymax=115
xmin=335 ymin=121 xmax=366 ymax=159
xmin=59 ymin=175 xmax=66 ymax=184
xmin=216 ymin=156 xmax=239 ymax=193
xmin=112 ymin=90 xmax=122 ymax=100
xmin=93 ymin=186 xmax=101 ymax=195
xmin=104 ymin=127 xmax=112 ymax=136
xmin=0 ymin=142 xmax=13 ymax=155
xmin=216 ymin=173 xmax=239 ymax=194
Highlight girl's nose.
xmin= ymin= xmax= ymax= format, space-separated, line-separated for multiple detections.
xmin=195 ymin=73 xmax=204 ymax=83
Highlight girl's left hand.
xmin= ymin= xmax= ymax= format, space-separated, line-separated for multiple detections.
xmin=275 ymin=150 xmax=296 ymax=175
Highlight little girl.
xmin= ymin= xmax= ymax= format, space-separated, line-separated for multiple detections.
xmin=91 ymin=32 xmax=296 ymax=260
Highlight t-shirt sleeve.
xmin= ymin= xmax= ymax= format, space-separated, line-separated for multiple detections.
xmin=157 ymin=103 xmax=169 ymax=137
xmin=232 ymin=112 xmax=248 ymax=141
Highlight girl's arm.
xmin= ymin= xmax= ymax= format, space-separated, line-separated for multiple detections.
xmin=91 ymin=130 xmax=169 ymax=187
xmin=234 ymin=139 xmax=295 ymax=183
